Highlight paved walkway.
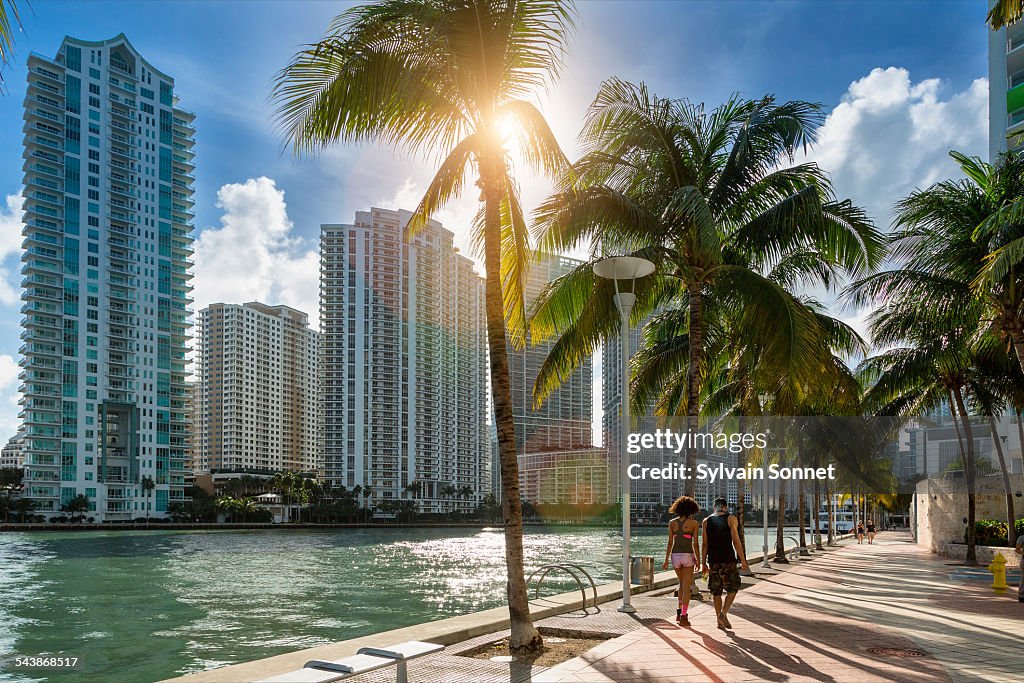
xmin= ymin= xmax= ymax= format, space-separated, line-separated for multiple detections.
xmin=534 ymin=534 xmax=1021 ymax=683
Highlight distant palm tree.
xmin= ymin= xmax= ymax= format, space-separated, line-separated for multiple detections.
xmin=531 ymin=81 xmax=881 ymax=497
xmin=273 ymin=2 xmax=575 ymax=652
xmin=141 ymin=476 xmax=155 ymax=523
xmin=63 ymin=494 xmax=90 ymax=523
xmin=987 ymin=0 xmax=1022 ymax=29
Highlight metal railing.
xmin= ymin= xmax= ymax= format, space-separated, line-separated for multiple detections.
xmin=527 ymin=562 xmax=599 ymax=612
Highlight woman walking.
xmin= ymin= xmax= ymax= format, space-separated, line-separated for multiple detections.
xmin=662 ymin=496 xmax=701 ymax=626
xmin=866 ymin=519 xmax=876 ymax=544
xmin=856 ymin=522 xmax=865 ymax=544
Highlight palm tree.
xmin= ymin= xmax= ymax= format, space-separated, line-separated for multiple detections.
xmin=141 ymin=476 xmax=155 ymax=523
xmin=987 ymin=0 xmax=1023 ymax=29
xmin=530 ymin=81 xmax=881 ymax=497
xmin=0 ymin=0 xmax=23 ymax=80
xmin=273 ymin=0 xmax=576 ymax=653
xmin=63 ymin=494 xmax=90 ymax=523
xmin=12 ymin=496 xmax=36 ymax=522
xmin=0 ymin=466 xmax=22 ymax=522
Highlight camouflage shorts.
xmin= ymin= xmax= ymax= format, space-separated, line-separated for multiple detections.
xmin=708 ymin=562 xmax=741 ymax=596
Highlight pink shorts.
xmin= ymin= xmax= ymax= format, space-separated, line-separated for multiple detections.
xmin=671 ymin=553 xmax=697 ymax=569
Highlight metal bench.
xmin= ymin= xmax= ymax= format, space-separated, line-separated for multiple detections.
xmin=257 ymin=640 xmax=444 ymax=683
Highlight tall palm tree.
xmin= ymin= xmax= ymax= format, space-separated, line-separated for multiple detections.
xmin=988 ymin=0 xmax=1022 ymax=29
xmin=273 ymin=0 xmax=575 ymax=653
xmin=530 ymin=81 xmax=881 ymax=496
xmin=869 ymin=152 xmax=1024 ymax=375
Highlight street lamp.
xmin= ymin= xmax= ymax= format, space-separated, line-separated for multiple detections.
xmin=594 ymin=255 xmax=655 ymax=614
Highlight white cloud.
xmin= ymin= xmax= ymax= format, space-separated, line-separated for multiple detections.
xmin=801 ymin=67 xmax=987 ymax=230
xmin=796 ymin=67 xmax=988 ymax=333
xmin=0 ymin=194 xmax=24 ymax=306
xmin=192 ymin=177 xmax=320 ymax=328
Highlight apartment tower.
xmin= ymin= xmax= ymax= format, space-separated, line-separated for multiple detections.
xmin=320 ymin=208 xmax=488 ymax=513
xmin=20 ymin=35 xmax=195 ymax=519
xmin=989 ymin=17 xmax=1024 ymax=158
xmin=195 ymin=302 xmax=321 ymax=475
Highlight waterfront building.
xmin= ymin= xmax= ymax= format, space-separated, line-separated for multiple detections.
xmin=602 ymin=311 xmax=655 ymax=510
xmin=496 ymin=254 xmax=600 ymax=503
xmin=19 ymin=35 xmax=195 ymax=520
xmin=0 ymin=430 xmax=27 ymax=469
xmin=320 ymin=208 xmax=488 ymax=513
xmin=989 ymin=17 xmax=1024 ymax=158
xmin=518 ymin=447 xmax=609 ymax=506
xmin=195 ymin=302 xmax=321 ymax=475
xmin=511 ymin=253 xmax=593 ymax=454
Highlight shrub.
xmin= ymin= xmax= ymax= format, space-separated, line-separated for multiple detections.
xmin=967 ymin=518 xmax=1024 ymax=546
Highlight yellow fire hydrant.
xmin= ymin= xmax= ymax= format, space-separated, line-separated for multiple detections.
xmin=988 ymin=554 xmax=1008 ymax=593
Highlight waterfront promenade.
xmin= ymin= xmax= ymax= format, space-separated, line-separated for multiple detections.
xmin=535 ymin=533 xmax=1020 ymax=683
xmin=167 ymin=533 xmax=1021 ymax=683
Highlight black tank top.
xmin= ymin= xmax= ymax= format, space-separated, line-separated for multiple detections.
xmin=706 ymin=513 xmax=736 ymax=564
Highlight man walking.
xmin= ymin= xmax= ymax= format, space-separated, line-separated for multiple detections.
xmin=701 ymin=497 xmax=750 ymax=629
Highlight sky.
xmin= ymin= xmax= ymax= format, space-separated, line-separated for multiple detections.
xmin=0 ymin=0 xmax=994 ymax=442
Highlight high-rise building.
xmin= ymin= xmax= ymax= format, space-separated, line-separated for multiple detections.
xmin=989 ymin=18 xmax=1024 ymax=158
xmin=20 ymin=35 xmax=195 ymax=520
xmin=602 ymin=311 xmax=653 ymax=509
xmin=498 ymin=254 xmax=603 ymax=504
xmin=195 ymin=302 xmax=321 ymax=475
xmin=0 ymin=430 xmax=27 ymax=469
xmin=320 ymin=208 xmax=488 ymax=513
xmin=510 ymin=254 xmax=593 ymax=454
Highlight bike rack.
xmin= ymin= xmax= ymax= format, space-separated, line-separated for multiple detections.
xmin=527 ymin=562 xmax=599 ymax=613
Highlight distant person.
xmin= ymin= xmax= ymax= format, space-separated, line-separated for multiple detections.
xmin=856 ymin=522 xmax=865 ymax=544
xmin=1016 ymin=531 xmax=1023 ymax=603
xmin=866 ymin=519 xmax=876 ymax=544
xmin=701 ymin=497 xmax=750 ymax=630
xmin=662 ymin=495 xmax=700 ymax=626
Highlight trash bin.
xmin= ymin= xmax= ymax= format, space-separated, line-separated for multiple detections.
xmin=630 ymin=556 xmax=654 ymax=586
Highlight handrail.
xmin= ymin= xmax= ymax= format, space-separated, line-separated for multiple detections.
xmin=527 ymin=562 xmax=598 ymax=612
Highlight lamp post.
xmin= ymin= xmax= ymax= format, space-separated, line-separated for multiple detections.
xmin=594 ymin=255 xmax=655 ymax=614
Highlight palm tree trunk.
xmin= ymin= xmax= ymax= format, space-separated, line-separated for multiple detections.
xmin=988 ymin=414 xmax=1016 ymax=549
xmin=798 ymin=479 xmax=806 ymax=549
xmin=481 ymin=174 xmax=541 ymax=655
xmin=684 ymin=285 xmax=703 ymax=498
xmin=813 ymin=478 xmax=823 ymax=550
xmin=774 ymin=490 xmax=789 ymax=562
xmin=736 ymin=478 xmax=746 ymax=558
xmin=826 ymin=481 xmax=835 ymax=546
xmin=951 ymin=385 xmax=978 ymax=566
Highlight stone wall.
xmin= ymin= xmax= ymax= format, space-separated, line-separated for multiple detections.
xmin=913 ymin=474 xmax=1024 ymax=553
xmin=936 ymin=541 xmax=1020 ymax=565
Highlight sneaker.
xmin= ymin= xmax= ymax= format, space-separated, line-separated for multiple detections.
xmin=717 ymin=613 xmax=727 ymax=630
xmin=678 ymin=614 xmax=689 ymax=626
xmin=721 ymin=613 xmax=732 ymax=629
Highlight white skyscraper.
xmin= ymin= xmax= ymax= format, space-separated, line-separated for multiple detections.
xmin=196 ymin=302 xmax=321 ymax=475
xmin=20 ymin=35 xmax=194 ymax=520
xmin=320 ymin=208 xmax=488 ymax=513
xmin=989 ymin=18 xmax=1024 ymax=158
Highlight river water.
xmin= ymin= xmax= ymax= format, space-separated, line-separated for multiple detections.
xmin=0 ymin=526 xmax=802 ymax=682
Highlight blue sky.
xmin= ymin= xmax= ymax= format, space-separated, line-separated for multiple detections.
xmin=0 ymin=0 xmax=995 ymax=439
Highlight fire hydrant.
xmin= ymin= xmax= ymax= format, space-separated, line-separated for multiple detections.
xmin=988 ymin=554 xmax=1008 ymax=593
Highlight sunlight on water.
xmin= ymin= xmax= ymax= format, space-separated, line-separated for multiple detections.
xmin=0 ymin=526 xmax=797 ymax=682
